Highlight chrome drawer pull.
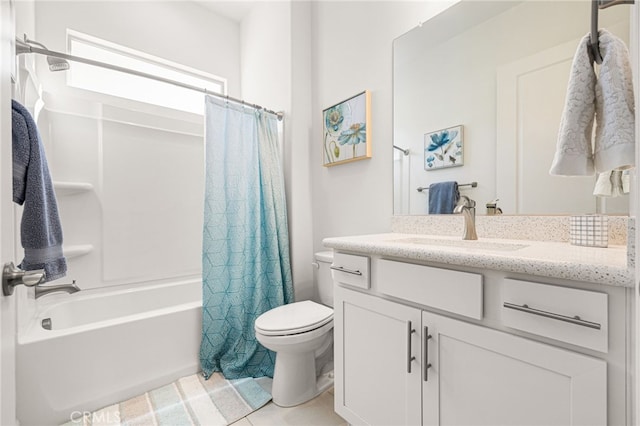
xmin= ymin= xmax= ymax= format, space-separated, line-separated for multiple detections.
xmin=407 ymin=321 xmax=416 ymax=373
xmin=423 ymin=326 xmax=432 ymax=382
xmin=330 ymin=266 xmax=362 ymax=276
xmin=503 ymin=302 xmax=601 ymax=330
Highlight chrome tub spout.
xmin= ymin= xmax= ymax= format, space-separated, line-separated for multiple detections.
xmin=453 ymin=195 xmax=478 ymax=240
xmin=35 ymin=280 xmax=80 ymax=299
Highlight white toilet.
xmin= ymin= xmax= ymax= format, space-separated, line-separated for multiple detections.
xmin=254 ymin=251 xmax=334 ymax=407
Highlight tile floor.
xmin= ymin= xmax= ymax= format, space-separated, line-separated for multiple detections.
xmin=231 ymin=389 xmax=347 ymax=426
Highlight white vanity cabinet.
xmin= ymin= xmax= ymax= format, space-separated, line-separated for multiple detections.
xmin=334 ymin=286 xmax=421 ymax=425
xmin=422 ymin=310 xmax=606 ymax=426
xmin=333 ymin=254 xmax=612 ymax=426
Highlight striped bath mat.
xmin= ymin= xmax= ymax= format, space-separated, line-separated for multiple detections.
xmin=63 ymin=373 xmax=272 ymax=425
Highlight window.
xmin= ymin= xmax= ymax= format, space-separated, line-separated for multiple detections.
xmin=67 ymin=30 xmax=226 ymax=114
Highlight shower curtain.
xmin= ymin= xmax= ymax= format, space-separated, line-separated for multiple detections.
xmin=200 ymin=96 xmax=293 ymax=380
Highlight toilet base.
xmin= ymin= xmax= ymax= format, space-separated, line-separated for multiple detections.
xmin=271 ymin=345 xmax=334 ymax=407
xmin=272 ymin=371 xmax=334 ymax=408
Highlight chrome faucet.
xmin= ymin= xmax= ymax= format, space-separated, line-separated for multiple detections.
xmin=453 ymin=195 xmax=478 ymax=240
xmin=35 ymin=280 xmax=80 ymax=299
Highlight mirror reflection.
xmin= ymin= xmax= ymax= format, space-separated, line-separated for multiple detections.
xmin=393 ymin=1 xmax=631 ymax=215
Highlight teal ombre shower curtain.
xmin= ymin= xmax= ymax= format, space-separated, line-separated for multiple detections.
xmin=200 ymin=96 xmax=293 ymax=379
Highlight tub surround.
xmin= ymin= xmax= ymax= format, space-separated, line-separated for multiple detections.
xmin=326 ymin=214 xmax=633 ymax=288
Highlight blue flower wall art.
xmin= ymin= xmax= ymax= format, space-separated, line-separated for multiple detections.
xmin=424 ymin=125 xmax=464 ymax=170
xmin=323 ymin=91 xmax=371 ymax=166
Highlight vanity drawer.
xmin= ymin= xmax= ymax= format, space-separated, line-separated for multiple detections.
xmin=376 ymin=259 xmax=483 ymax=320
xmin=331 ymin=252 xmax=370 ymax=290
xmin=502 ymin=278 xmax=608 ymax=353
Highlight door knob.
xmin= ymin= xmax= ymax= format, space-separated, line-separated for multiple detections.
xmin=2 ymin=262 xmax=46 ymax=296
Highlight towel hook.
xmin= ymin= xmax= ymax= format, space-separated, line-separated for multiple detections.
xmin=590 ymin=0 xmax=634 ymax=65
xmin=590 ymin=1 xmax=603 ymax=64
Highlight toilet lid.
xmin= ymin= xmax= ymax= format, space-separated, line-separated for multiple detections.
xmin=255 ymin=300 xmax=333 ymax=336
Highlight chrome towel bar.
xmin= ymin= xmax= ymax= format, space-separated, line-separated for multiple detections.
xmin=393 ymin=145 xmax=410 ymax=156
xmin=417 ymin=181 xmax=477 ymax=193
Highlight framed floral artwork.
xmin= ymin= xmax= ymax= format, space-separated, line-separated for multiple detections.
xmin=424 ymin=125 xmax=464 ymax=170
xmin=323 ymin=90 xmax=371 ymax=166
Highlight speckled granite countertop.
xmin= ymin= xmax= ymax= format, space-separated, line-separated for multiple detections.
xmin=323 ymin=233 xmax=633 ymax=288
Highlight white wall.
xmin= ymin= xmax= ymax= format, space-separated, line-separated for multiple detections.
xmin=33 ymin=1 xmax=241 ymax=97
xmin=633 ymin=2 xmax=640 ymax=424
xmin=1 ymin=2 xmax=18 ymax=424
xmin=14 ymin=1 xmax=35 ymax=43
xmin=288 ymin=2 xmax=315 ymax=300
xmin=241 ymin=1 xmax=315 ymax=301
xmin=310 ymin=1 xmax=450 ymax=252
xmin=240 ymin=1 xmax=436 ymax=299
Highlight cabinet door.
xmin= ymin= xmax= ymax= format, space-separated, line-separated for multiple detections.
xmin=422 ymin=311 xmax=606 ymax=426
xmin=335 ymin=286 xmax=422 ymax=425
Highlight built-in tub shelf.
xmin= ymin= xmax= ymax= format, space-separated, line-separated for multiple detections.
xmin=53 ymin=181 xmax=94 ymax=195
xmin=64 ymin=245 xmax=93 ymax=260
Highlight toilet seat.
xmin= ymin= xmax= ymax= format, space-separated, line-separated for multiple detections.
xmin=255 ymin=300 xmax=333 ymax=336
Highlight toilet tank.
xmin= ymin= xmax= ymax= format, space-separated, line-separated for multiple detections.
xmin=314 ymin=251 xmax=334 ymax=308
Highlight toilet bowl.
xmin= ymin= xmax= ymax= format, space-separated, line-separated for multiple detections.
xmin=254 ymin=251 xmax=334 ymax=407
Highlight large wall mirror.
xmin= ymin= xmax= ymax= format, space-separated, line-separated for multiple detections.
xmin=393 ymin=0 xmax=631 ymax=215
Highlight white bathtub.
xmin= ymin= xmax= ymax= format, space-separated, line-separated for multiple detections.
xmin=16 ymin=279 xmax=202 ymax=426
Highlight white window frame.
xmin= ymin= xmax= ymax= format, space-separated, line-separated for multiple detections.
xmin=66 ymin=29 xmax=226 ymax=114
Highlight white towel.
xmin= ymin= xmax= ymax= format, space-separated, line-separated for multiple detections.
xmin=593 ymin=172 xmax=611 ymax=196
xmin=622 ymin=169 xmax=630 ymax=193
xmin=550 ymin=30 xmax=635 ymax=176
xmin=593 ymin=30 xmax=635 ymax=173
xmin=593 ymin=169 xmax=630 ymax=197
xmin=549 ymin=33 xmax=596 ymax=176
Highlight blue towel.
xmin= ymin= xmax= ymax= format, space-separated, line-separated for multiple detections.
xmin=12 ymin=99 xmax=67 ymax=282
xmin=428 ymin=181 xmax=459 ymax=214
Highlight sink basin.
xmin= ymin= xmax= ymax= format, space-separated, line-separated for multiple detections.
xmin=392 ymin=237 xmax=529 ymax=252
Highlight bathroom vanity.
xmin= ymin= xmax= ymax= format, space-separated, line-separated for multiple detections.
xmin=324 ymin=231 xmax=633 ymax=426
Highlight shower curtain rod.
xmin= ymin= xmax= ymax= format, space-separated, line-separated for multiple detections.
xmin=15 ymin=39 xmax=284 ymax=121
